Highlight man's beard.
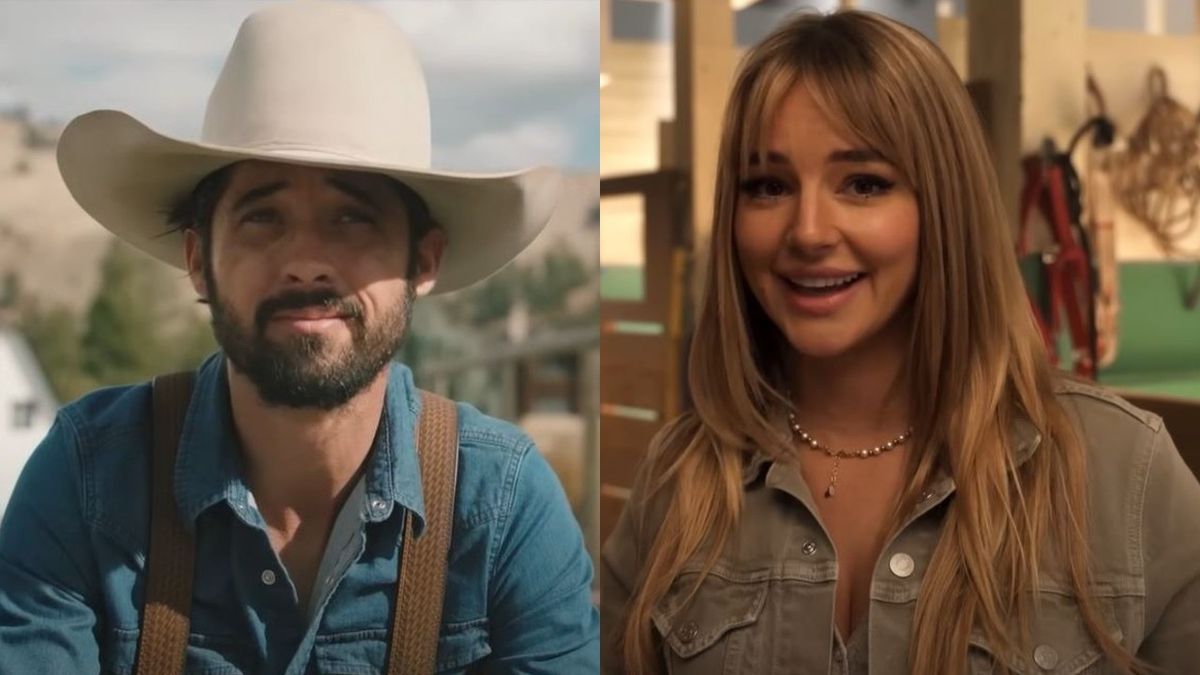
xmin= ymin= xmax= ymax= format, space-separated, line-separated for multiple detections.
xmin=206 ymin=271 xmax=414 ymax=410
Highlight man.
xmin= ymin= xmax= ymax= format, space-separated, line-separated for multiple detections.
xmin=0 ymin=3 xmax=597 ymax=673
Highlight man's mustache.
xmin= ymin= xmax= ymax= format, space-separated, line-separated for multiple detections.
xmin=254 ymin=289 xmax=365 ymax=333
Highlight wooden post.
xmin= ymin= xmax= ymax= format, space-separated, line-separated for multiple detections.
xmin=968 ymin=0 xmax=1086 ymax=234
xmin=502 ymin=360 xmax=519 ymax=421
xmin=600 ymin=0 xmax=611 ymax=88
xmin=672 ymin=0 xmax=735 ymax=304
xmin=578 ymin=348 xmax=600 ymax=562
xmin=1146 ymin=0 xmax=1165 ymax=34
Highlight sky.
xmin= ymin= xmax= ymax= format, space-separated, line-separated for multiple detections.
xmin=0 ymin=0 xmax=599 ymax=173
xmin=609 ymin=0 xmax=1195 ymax=45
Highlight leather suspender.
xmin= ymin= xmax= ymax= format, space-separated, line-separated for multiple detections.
xmin=136 ymin=371 xmax=197 ymax=675
xmin=137 ymin=372 xmax=460 ymax=675
xmin=388 ymin=392 xmax=460 ymax=674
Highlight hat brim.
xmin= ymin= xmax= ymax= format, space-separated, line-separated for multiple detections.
xmin=56 ymin=110 xmax=562 ymax=295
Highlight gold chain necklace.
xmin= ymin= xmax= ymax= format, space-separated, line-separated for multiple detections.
xmin=787 ymin=412 xmax=913 ymax=498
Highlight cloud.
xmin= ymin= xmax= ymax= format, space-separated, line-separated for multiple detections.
xmin=0 ymin=0 xmax=598 ymax=170
xmin=372 ymin=1 xmax=597 ymax=81
xmin=436 ymin=118 xmax=575 ymax=172
xmin=0 ymin=85 xmax=16 ymax=111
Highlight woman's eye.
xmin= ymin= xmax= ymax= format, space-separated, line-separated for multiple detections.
xmin=740 ymin=176 xmax=791 ymax=201
xmin=843 ymin=175 xmax=895 ymax=200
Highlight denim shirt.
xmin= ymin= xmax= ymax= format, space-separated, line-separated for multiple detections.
xmin=0 ymin=353 xmax=599 ymax=674
xmin=601 ymin=379 xmax=1200 ymax=674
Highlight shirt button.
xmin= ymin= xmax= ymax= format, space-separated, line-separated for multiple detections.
xmin=889 ymin=552 xmax=915 ymax=578
xmin=801 ymin=541 xmax=818 ymax=556
xmin=370 ymin=498 xmax=388 ymax=514
xmin=261 ymin=569 xmax=276 ymax=586
xmin=676 ymin=621 xmax=699 ymax=644
xmin=1033 ymin=644 xmax=1059 ymax=670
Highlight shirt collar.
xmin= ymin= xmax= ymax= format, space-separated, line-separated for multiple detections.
xmin=362 ymin=361 xmax=427 ymax=535
xmin=172 ymin=353 xmax=427 ymax=535
xmin=172 ymin=353 xmax=246 ymax=527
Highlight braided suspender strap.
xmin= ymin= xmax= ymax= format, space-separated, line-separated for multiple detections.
xmin=136 ymin=371 xmax=197 ymax=675
xmin=136 ymin=380 xmax=460 ymax=675
xmin=387 ymin=391 xmax=460 ymax=675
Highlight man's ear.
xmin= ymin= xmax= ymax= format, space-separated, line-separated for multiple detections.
xmin=183 ymin=229 xmax=209 ymax=301
xmin=411 ymin=228 xmax=447 ymax=297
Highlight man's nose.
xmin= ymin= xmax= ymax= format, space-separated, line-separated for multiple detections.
xmin=277 ymin=227 xmax=337 ymax=286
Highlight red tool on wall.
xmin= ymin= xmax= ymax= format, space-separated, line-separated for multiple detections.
xmin=1017 ymin=114 xmax=1115 ymax=379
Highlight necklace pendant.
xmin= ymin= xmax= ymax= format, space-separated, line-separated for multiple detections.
xmin=825 ymin=483 xmax=836 ymax=498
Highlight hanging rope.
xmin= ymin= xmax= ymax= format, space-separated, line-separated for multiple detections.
xmin=1108 ymin=66 xmax=1200 ymax=257
xmin=1080 ymin=74 xmax=1119 ymax=367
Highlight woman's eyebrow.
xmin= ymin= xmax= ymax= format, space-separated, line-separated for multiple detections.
xmin=747 ymin=150 xmax=789 ymax=166
xmin=827 ymin=148 xmax=886 ymax=164
xmin=746 ymin=148 xmax=887 ymax=167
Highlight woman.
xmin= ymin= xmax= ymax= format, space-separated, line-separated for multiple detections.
xmin=600 ymin=10 xmax=1200 ymax=675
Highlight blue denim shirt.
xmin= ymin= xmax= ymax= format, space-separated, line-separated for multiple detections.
xmin=0 ymin=354 xmax=599 ymax=674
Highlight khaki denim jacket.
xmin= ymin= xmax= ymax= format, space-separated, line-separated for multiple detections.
xmin=600 ymin=379 xmax=1200 ymax=674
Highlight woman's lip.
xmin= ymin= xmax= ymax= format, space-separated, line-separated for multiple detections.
xmin=777 ymin=273 xmax=866 ymax=317
xmin=779 ymin=268 xmax=864 ymax=280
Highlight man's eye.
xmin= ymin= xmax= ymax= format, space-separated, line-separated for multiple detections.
xmin=338 ymin=210 xmax=377 ymax=225
xmin=242 ymin=209 xmax=279 ymax=225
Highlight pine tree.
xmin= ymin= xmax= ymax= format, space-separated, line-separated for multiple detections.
xmin=80 ymin=240 xmax=165 ymax=385
xmin=17 ymin=301 xmax=94 ymax=402
xmin=0 ymin=272 xmax=19 ymax=309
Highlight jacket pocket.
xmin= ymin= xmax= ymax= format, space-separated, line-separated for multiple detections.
xmin=967 ymin=593 xmax=1124 ymax=675
xmin=651 ymin=572 xmax=768 ymax=674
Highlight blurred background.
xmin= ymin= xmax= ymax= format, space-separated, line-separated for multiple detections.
xmin=0 ymin=0 xmax=600 ymax=556
xmin=599 ymin=0 xmax=1200 ymax=543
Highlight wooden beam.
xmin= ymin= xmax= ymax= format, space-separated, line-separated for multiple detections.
xmin=1146 ymin=0 xmax=1165 ymax=35
xmin=967 ymin=0 xmax=1086 ymax=233
xmin=672 ymin=0 xmax=735 ymax=303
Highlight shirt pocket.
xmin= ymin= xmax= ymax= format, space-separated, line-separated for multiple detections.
xmin=310 ymin=620 xmax=492 ymax=675
xmin=966 ymin=593 xmax=1124 ymax=675
xmin=436 ymin=618 xmax=492 ymax=673
xmin=103 ymin=627 xmax=257 ymax=675
xmin=650 ymin=572 xmax=769 ymax=675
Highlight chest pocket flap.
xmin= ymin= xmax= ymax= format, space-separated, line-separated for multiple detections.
xmin=650 ymin=573 xmax=768 ymax=659
xmin=968 ymin=593 xmax=1124 ymax=674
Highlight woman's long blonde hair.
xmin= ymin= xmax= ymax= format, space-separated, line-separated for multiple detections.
xmin=621 ymin=10 xmax=1140 ymax=675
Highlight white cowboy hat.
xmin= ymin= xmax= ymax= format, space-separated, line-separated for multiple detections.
xmin=56 ymin=0 xmax=562 ymax=295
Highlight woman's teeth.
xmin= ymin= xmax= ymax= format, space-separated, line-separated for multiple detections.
xmin=787 ymin=273 xmax=864 ymax=291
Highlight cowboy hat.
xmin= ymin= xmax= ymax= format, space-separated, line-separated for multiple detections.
xmin=56 ymin=1 xmax=561 ymax=295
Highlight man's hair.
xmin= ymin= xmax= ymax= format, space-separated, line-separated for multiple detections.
xmin=166 ymin=163 xmax=436 ymax=277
